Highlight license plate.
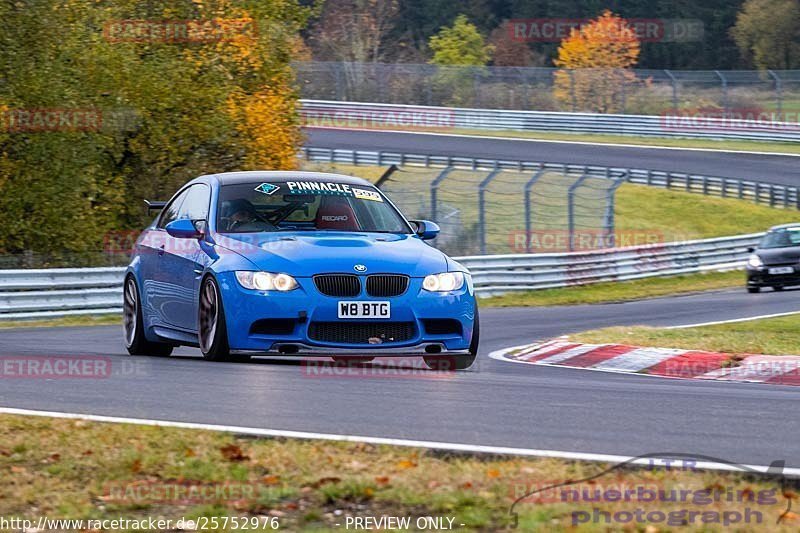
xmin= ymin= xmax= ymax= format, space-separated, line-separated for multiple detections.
xmin=338 ymin=301 xmax=391 ymax=319
xmin=769 ymin=267 xmax=794 ymax=275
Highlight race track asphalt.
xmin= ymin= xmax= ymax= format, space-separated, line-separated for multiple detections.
xmin=1 ymin=287 xmax=799 ymax=469
xmin=305 ymin=128 xmax=800 ymax=186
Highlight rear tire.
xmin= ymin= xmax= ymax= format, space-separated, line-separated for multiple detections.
xmin=123 ymin=276 xmax=173 ymax=357
xmin=773 ymin=286 xmax=784 ymax=291
xmin=199 ymin=276 xmax=236 ymax=361
xmin=423 ymin=308 xmax=479 ymax=371
xmin=747 ymin=287 xmax=761 ymax=293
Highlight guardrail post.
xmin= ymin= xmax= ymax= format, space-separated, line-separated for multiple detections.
xmin=524 ymin=168 xmax=546 ymax=253
xmin=568 ymin=173 xmax=590 ymax=252
xmin=478 ymin=167 xmax=502 ymax=255
xmin=430 ymin=167 xmax=454 ymax=222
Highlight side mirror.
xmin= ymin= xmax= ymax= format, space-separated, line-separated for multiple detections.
xmin=747 ymin=247 xmax=755 ymax=253
xmin=411 ymin=220 xmax=440 ymax=240
xmin=165 ymin=219 xmax=204 ymax=239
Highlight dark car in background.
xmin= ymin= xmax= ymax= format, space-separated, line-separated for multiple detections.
xmin=746 ymin=224 xmax=800 ymax=293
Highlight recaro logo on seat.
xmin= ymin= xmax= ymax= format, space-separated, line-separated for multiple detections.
xmin=321 ymin=215 xmax=348 ymax=222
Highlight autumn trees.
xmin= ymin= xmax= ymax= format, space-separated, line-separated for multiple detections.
xmin=731 ymin=0 xmax=800 ymax=70
xmin=0 ymin=0 xmax=311 ymax=260
xmin=553 ymin=11 xmax=642 ymax=113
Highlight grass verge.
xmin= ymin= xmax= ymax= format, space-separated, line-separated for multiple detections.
xmin=1 ymin=413 xmax=796 ymax=531
xmin=0 ymin=314 xmax=121 ymax=329
xmin=573 ymin=313 xmax=800 ymax=356
xmin=480 ymin=270 xmax=743 ymax=307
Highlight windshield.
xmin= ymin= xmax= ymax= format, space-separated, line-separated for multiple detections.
xmin=216 ymin=180 xmax=412 ymax=234
xmin=760 ymin=228 xmax=800 ymax=249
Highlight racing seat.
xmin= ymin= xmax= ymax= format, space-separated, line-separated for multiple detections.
xmin=315 ymin=196 xmax=359 ymax=231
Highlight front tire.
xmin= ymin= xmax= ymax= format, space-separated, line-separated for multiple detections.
xmin=423 ymin=308 xmax=479 ymax=371
xmin=123 ymin=276 xmax=173 ymax=357
xmin=199 ymin=276 xmax=233 ymax=361
xmin=747 ymin=286 xmax=761 ymax=293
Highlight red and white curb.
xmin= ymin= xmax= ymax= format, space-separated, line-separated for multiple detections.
xmin=489 ymin=338 xmax=800 ymax=385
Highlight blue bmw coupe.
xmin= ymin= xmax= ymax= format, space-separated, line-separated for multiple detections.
xmin=124 ymin=172 xmax=479 ymax=370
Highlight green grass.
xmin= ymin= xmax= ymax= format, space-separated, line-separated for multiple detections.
xmin=614 ymin=184 xmax=799 ymax=243
xmin=480 ymin=270 xmax=744 ymax=307
xmin=1 ymin=413 xmax=796 ymax=531
xmin=573 ymin=313 xmax=800 ymax=356
xmin=407 ymin=126 xmax=800 ymax=155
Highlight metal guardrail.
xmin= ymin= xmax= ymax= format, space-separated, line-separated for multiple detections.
xmin=301 ymin=147 xmax=800 ymax=208
xmin=0 ymin=233 xmax=759 ymax=318
xmin=301 ymin=100 xmax=800 ymax=142
xmin=0 ymin=267 xmax=125 ymax=320
xmin=459 ymin=233 xmax=760 ymax=296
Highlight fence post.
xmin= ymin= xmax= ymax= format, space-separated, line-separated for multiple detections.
xmin=478 ymin=168 xmax=502 ymax=255
xmin=375 ymin=165 xmax=398 ymax=188
xmin=425 ymin=65 xmax=433 ymax=106
xmin=664 ymin=70 xmax=678 ymax=112
xmin=603 ymin=172 xmax=628 ymax=248
xmin=334 ymin=67 xmax=345 ymax=101
xmin=473 ymin=67 xmax=482 ymax=108
xmin=524 ymin=168 xmax=546 ymax=253
xmin=768 ymin=70 xmax=783 ymax=120
xmin=715 ymin=71 xmax=729 ymax=114
xmin=430 ymin=167 xmax=454 ymax=222
xmin=569 ymin=70 xmax=577 ymax=112
xmin=568 ymin=174 xmax=590 ymax=252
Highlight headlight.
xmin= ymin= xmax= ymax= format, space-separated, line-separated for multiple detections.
xmin=422 ymin=272 xmax=465 ymax=292
xmin=747 ymin=254 xmax=763 ymax=268
xmin=235 ymin=271 xmax=298 ymax=292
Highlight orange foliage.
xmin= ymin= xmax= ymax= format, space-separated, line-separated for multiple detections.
xmin=227 ymin=79 xmax=303 ymax=170
xmin=553 ymin=11 xmax=641 ymax=113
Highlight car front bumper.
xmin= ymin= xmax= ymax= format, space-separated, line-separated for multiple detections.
xmin=216 ymin=272 xmax=477 ymax=355
xmin=746 ymin=266 xmax=800 ymax=287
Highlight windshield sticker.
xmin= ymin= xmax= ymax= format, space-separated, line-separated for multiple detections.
xmin=285 ymin=181 xmax=354 ymax=196
xmin=352 ymin=187 xmax=383 ymax=202
xmin=254 ymin=183 xmax=280 ymax=195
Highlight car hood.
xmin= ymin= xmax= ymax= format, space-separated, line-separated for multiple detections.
xmin=757 ymin=247 xmax=800 ymax=266
xmin=213 ymin=231 xmax=449 ymax=277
